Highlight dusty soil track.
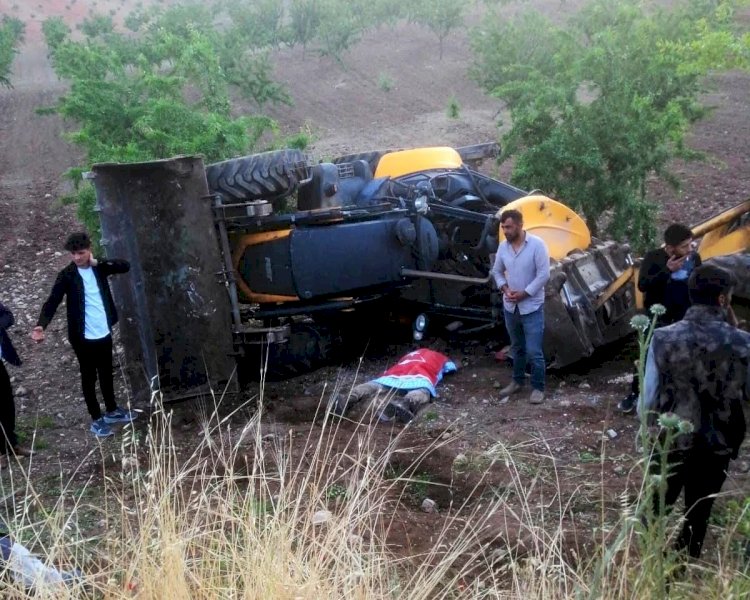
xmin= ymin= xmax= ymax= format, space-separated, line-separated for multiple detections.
xmin=0 ymin=0 xmax=748 ymax=567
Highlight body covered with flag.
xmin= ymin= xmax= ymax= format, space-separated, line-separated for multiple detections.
xmin=374 ymin=349 xmax=457 ymax=397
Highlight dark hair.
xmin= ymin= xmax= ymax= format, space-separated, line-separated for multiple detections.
xmin=64 ymin=232 xmax=92 ymax=252
xmin=663 ymin=223 xmax=692 ymax=246
xmin=688 ymin=264 xmax=736 ymax=305
xmin=499 ymin=209 xmax=523 ymax=225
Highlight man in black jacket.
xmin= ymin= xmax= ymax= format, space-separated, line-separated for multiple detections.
xmin=31 ymin=232 xmax=136 ymax=438
xmin=0 ymin=302 xmax=32 ymax=468
xmin=619 ymin=223 xmax=702 ymax=413
xmin=639 ymin=223 xmax=702 ymax=324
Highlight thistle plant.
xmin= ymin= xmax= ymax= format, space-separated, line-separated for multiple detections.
xmin=628 ymin=303 xmax=701 ymax=594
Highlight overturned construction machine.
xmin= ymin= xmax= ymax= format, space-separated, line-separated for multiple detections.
xmin=88 ymin=145 xmax=749 ymax=402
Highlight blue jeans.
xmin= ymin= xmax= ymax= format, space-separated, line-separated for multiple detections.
xmin=504 ymin=307 xmax=545 ymax=391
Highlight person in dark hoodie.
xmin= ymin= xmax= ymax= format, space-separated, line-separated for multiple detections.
xmin=0 ymin=302 xmax=32 ymax=468
xmin=618 ymin=223 xmax=702 ymax=413
xmin=31 ymin=232 xmax=136 ymax=438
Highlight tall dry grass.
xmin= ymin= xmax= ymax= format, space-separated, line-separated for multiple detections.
xmin=0 ymin=382 xmax=747 ymax=599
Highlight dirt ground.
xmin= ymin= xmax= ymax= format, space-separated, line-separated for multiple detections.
xmin=0 ymin=0 xmax=749 ymax=566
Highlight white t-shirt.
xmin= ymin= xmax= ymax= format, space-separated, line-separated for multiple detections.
xmin=77 ymin=267 xmax=110 ymax=340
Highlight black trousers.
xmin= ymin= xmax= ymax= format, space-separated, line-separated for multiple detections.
xmin=71 ymin=335 xmax=117 ymax=421
xmin=0 ymin=361 xmax=17 ymax=454
xmin=652 ymin=448 xmax=731 ymax=559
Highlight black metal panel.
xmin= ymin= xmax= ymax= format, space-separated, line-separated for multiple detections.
xmin=290 ymin=218 xmax=419 ymax=299
xmin=91 ymin=156 xmax=235 ymax=402
xmin=239 ymin=237 xmax=295 ymax=297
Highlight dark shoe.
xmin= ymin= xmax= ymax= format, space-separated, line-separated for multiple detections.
xmin=103 ymin=407 xmax=137 ymax=424
xmin=618 ymin=392 xmax=638 ymax=414
xmin=379 ymin=400 xmax=415 ymax=424
xmin=12 ymin=445 xmax=33 ymax=457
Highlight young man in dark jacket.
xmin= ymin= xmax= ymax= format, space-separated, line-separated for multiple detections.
xmin=31 ymin=232 xmax=136 ymax=438
xmin=0 ymin=302 xmax=32 ymax=468
xmin=639 ymin=264 xmax=749 ymax=559
xmin=619 ymin=223 xmax=702 ymax=413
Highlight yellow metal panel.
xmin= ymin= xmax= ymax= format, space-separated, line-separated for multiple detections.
xmin=499 ymin=195 xmax=592 ymax=260
xmin=594 ymin=266 xmax=635 ymax=309
xmin=633 ymin=265 xmax=644 ymax=310
xmin=692 ymin=199 xmax=750 ymax=238
xmin=698 ymin=227 xmax=750 ymax=260
xmin=696 ymin=200 xmax=750 ymax=260
xmin=374 ymin=147 xmax=463 ymax=179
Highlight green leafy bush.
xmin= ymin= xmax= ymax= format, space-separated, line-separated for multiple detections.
xmin=471 ymin=0 xmax=750 ymax=249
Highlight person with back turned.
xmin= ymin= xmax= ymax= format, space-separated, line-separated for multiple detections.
xmin=640 ymin=264 xmax=749 ymax=559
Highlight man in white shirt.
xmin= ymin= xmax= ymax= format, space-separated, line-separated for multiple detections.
xmin=31 ymin=232 xmax=136 ymax=438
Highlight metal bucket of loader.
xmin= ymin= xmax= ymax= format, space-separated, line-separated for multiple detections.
xmin=90 ymin=156 xmax=236 ymax=403
xmin=501 ymin=195 xmax=592 ymax=260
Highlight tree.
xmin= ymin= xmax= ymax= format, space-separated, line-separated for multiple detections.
xmin=407 ymin=0 xmax=465 ymax=60
xmin=0 ymin=15 xmax=24 ymax=88
xmin=41 ymin=16 xmax=69 ymax=54
xmin=471 ymin=0 xmax=750 ymax=247
xmin=288 ymin=0 xmax=322 ymax=59
xmin=287 ymin=0 xmax=371 ymax=64
xmin=222 ymin=0 xmax=286 ymax=49
xmin=314 ymin=0 xmax=364 ymax=64
xmin=42 ymin=2 xmax=289 ymax=241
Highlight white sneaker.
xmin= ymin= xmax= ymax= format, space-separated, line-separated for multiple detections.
xmin=498 ymin=381 xmax=522 ymax=396
xmin=529 ymin=389 xmax=545 ymax=404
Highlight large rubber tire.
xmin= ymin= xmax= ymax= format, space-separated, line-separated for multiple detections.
xmin=206 ymin=149 xmax=308 ymax=202
xmin=331 ymin=150 xmax=393 ymax=175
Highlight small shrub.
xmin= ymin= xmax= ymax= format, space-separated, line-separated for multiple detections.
xmin=285 ymin=131 xmax=311 ymax=150
xmin=446 ymin=95 xmax=460 ymax=119
xmin=377 ymin=72 xmax=393 ymax=92
xmin=405 ymin=472 xmax=434 ymax=500
xmin=325 ymin=483 xmax=348 ymax=500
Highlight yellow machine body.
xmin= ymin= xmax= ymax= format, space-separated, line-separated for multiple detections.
xmin=695 ymin=200 xmax=750 ymax=260
xmin=374 ymin=147 xmax=463 ymax=179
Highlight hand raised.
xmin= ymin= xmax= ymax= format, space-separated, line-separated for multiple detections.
xmin=666 ymin=254 xmax=687 ymax=272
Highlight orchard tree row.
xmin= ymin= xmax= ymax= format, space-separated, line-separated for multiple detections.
xmin=2 ymin=0 xmax=749 ymax=247
xmin=0 ymin=15 xmax=24 ymax=87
